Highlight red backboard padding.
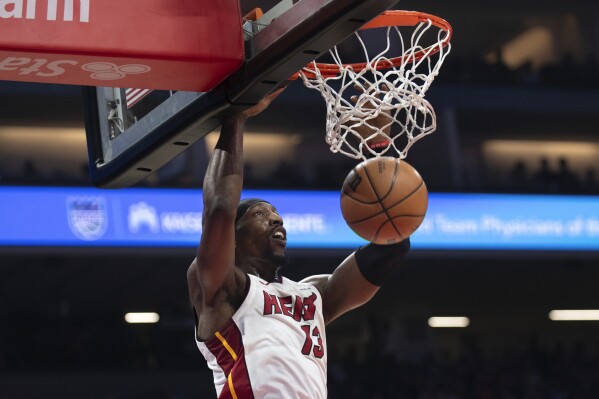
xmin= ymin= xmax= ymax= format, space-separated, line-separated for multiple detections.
xmin=0 ymin=0 xmax=244 ymax=91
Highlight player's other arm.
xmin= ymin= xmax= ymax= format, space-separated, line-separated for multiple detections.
xmin=191 ymin=113 xmax=246 ymax=306
xmin=302 ymin=238 xmax=410 ymax=324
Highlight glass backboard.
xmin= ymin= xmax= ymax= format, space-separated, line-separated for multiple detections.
xmin=84 ymin=0 xmax=400 ymax=188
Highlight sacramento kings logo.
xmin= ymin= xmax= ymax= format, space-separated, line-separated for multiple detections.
xmin=66 ymin=196 xmax=108 ymax=241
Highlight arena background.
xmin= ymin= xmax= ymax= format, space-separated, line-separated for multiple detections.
xmin=1 ymin=0 xmax=599 ymax=397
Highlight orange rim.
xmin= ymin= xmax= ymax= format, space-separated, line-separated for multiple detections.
xmin=290 ymin=10 xmax=452 ymax=80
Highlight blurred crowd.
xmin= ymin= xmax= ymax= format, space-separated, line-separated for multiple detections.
xmin=1 ymin=313 xmax=598 ymax=399
xmin=328 ymin=341 xmax=599 ymax=399
xmin=2 ymin=155 xmax=598 ymax=196
xmin=437 ymin=54 xmax=599 ymax=89
xmin=499 ymin=157 xmax=599 ymax=195
xmin=247 ymin=156 xmax=599 ymax=194
xmin=328 ymin=318 xmax=599 ymax=399
xmin=1 ymin=55 xmax=599 ymax=195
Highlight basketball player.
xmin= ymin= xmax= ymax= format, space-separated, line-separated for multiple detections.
xmin=187 ymin=88 xmax=411 ymax=398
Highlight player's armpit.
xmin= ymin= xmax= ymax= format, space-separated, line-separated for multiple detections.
xmin=304 ymin=255 xmax=380 ymax=325
xmin=300 ymin=274 xmax=329 ymax=297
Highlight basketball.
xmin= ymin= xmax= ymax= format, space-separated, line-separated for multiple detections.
xmin=340 ymin=157 xmax=428 ymax=244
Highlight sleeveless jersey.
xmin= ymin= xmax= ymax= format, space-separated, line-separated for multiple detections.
xmin=196 ymin=274 xmax=328 ymax=399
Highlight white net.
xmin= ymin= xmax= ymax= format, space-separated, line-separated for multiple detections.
xmin=300 ymin=12 xmax=451 ymax=161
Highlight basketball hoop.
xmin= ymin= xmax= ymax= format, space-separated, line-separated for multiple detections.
xmin=297 ymin=10 xmax=452 ymax=161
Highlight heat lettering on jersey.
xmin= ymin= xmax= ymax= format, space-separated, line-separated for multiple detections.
xmin=262 ymin=291 xmax=317 ymax=322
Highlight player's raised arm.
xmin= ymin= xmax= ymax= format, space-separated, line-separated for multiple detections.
xmin=193 ymin=112 xmax=245 ymax=305
xmin=189 ymin=89 xmax=285 ymax=306
xmin=302 ymin=238 xmax=411 ymax=324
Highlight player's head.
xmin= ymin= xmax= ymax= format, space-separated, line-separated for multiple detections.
xmin=235 ymin=198 xmax=287 ymax=270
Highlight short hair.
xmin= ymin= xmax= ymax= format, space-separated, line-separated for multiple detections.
xmin=235 ymin=198 xmax=271 ymax=224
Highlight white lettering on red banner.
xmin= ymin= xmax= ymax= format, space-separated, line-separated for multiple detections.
xmin=0 ymin=56 xmax=151 ymax=81
xmin=0 ymin=56 xmax=77 ymax=77
xmin=0 ymin=0 xmax=90 ymax=22
xmin=82 ymin=62 xmax=151 ymax=80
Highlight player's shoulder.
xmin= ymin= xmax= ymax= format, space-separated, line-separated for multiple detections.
xmin=298 ymin=274 xmax=329 ymax=286
xmin=187 ymin=258 xmax=198 ymax=283
xmin=188 ymin=258 xmax=247 ymax=299
xmin=298 ymin=274 xmax=330 ymax=296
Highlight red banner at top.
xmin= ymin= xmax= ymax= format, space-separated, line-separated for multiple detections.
xmin=0 ymin=0 xmax=244 ymax=91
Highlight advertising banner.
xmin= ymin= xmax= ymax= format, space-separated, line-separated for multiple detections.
xmin=0 ymin=0 xmax=243 ymax=90
xmin=0 ymin=187 xmax=598 ymax=250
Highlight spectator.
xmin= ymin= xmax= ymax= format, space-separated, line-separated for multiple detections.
xmin=533 ymin=157 xmax=558 ymax=193
xmin=582 ymin=168 xmax=599 ymax=194
xmin=507 ymin=160 xmax=530 ymax=193
xmin=556 ymin=157 xmax=580 ymax=194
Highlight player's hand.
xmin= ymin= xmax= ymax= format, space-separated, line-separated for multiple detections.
xmin=349 ymin=83 xmax=392 ymax=148
xmin=242 ymin=86 xmax=287 ymax=118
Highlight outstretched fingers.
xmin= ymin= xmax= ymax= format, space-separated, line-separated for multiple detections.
xmin=242 ymin=86 xmax=287 ymax=118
